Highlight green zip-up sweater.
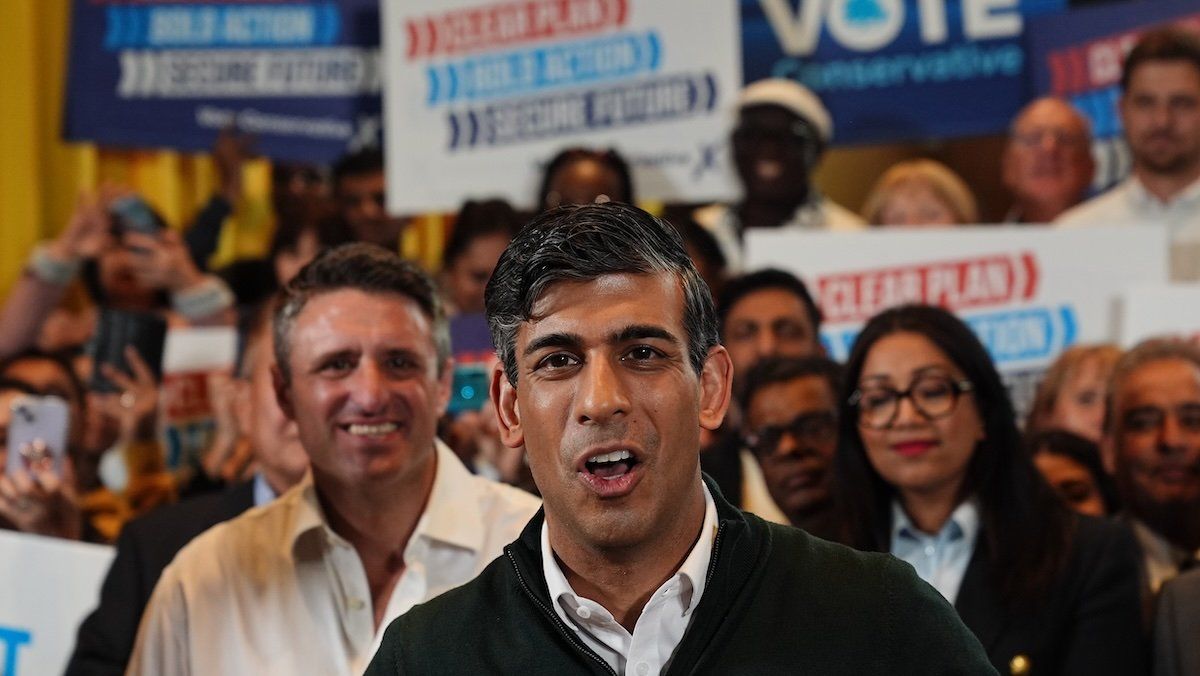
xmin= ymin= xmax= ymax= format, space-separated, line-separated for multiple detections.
xmin=366 ymin=478 xmax=996 ymax=675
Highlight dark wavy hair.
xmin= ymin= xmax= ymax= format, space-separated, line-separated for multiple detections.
xmin=272 ymin=243 xmax=449 ymax=383
xmin=833 ymin=304 xmax=1073 ymax=607
xmin=485 ymin=203 xmax=717 ymax=387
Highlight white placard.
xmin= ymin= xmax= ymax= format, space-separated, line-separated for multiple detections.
xmin=746 ymin=225 xmax=1169 ymax=373
xmin=382 ymin=0 xmax=741 ymax=213
xmin=1118 ymin=283 xmax=1200 ymax=347
xmin=160 ymin=326 xmax=238 ymax=470
xmin=161 ymin=327 xmax=239 ymax=374
xmin=0 ymin=531 xmax=113 ymax=675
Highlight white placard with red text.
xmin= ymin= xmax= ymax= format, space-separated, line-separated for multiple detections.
xmin=746 ymin=225 xmax=1169 ymax=385
xmin=382 ymin=0 xmax=741 ymax=213
xmin=0 ymin=531 xmax=113 ymax=675
xmin=161 ymin=327 xmax=238 ymax=470
xmin=1118 ymin=284 xmax=1200 ymax=347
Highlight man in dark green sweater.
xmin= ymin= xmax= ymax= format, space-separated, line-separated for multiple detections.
xmin=367 ymin=203 xmax=995 ymax=675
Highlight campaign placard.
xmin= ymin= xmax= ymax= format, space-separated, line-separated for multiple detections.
xmin=64 ymin=0 xmax=384 ymax=162
xmin=161 ymin=327 xmax=238 ymax=470
xmin=1118 ymin=284 xmax=1200 ymax=347
xmin=745 ymin=225 xmax=1168 ymax=412
xmin=0 ymin=532 xmax=113 ymax=675
xmin=741 ymin=0 xmax=1068 ymax=145
xmin=382 ymin=0 xmax=742 ymax=213
xmin=1025 ymin=0 xmax=1200 ymax=190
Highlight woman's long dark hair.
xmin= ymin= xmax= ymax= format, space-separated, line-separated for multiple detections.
xmin=833 ymin=304 xmax=1073 ymax=608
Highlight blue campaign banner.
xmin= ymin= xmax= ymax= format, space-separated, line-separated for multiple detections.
xmin=63 ymin=1 xmax=384 ymax=163
xmin=1025 ymin=0 xmax=1200 ymax=188
xmin=741 ymin=0 xmax=1067 ymax=144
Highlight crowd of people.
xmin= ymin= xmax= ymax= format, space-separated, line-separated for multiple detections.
xmin=0 ymin=22 xmax=1198 ymax=676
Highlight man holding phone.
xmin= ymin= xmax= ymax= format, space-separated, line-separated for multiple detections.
xmin=128 ymin=244 xmax=540 ymax=675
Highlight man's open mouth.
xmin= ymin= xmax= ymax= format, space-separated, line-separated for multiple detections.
xmin=583 ymin=449 xmax=641 ymax=481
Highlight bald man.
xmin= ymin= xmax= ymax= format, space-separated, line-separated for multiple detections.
xmin=1002 ymin=97 xmax=1095 ymax=223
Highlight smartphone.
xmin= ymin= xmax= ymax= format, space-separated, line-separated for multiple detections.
xmin=448 ymin=364 xmax=490 ymax=415
xmin=90 ymin=308 xmax=168 ymax=393
xmin=109 ymin=195 xmax=165 ymax=237
xmin=6 ymin=395 xmax=69 ymax=477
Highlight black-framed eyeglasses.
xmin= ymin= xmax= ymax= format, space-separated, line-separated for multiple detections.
xmin=849 ymin=374 xmax=974 ymax=430
xmin=743 ymin=411 xmax=837 ymax=458
xmin=1120 ymin=404 xmax=1200 ymax=435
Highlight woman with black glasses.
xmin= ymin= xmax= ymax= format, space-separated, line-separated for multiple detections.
xmin=834 ymin=304 xmax=1146 ymax=676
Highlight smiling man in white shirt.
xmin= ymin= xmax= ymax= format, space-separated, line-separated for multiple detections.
xmin=1057 ymin=28 xmax=1200 ymax=280
xmin=127 ymin=243 xmax=539 ymax=675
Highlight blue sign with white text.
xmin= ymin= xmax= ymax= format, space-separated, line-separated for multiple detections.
xmin=64 ymin=1 xmax=383 ymax=162
xmin=823 ymin=304 xmax=1077 ymax=365
xmin=741 ymin=0 xmax=1066 ymax=144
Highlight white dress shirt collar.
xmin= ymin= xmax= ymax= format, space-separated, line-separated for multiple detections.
xmin=891 ymin=498 xmax=980 ymax=604
xmin=288 ymin=439 xmax=488 ymax=557
xmin=541 ymin=482 xmax=718 ymax=674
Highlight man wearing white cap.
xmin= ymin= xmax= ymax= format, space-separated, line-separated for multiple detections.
xmin=696 ymin=78 xmax=863 ymax=271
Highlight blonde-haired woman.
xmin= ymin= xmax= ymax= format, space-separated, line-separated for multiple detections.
xmin=862 ymin=159 xmax=979 ymax=227
xmin=1026 ymin=344 xmax=1122 ymax=443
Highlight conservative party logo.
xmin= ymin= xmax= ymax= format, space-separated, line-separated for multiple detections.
xmin=832 ymin=0 xmax=904 ymax=51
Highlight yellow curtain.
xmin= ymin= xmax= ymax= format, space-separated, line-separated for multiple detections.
xmin=0 ymin=1 xmax=444 ymax=301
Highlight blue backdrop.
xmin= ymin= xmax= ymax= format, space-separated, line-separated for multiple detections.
xmin=64 ymin=0 xmax=383 ymax=163
xmin=741 ymin=0 xmax=1066 ymax=144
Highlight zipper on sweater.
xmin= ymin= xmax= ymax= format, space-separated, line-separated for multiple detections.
xmin=667 ymin=522 xmax=728 ymax=676
xmin=704 ymin=522 xmax=727 ymax=588
xmin=506 ymin=548 xmax=619 ymax=676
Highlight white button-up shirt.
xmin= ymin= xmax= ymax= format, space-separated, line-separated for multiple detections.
xmin=891 ymin=500 xmax=980 ymax=605
xmin=128 ymin=440 xmax=540 ymax=676
xmin=1057 ymin=175 xmax=1200 ymax=280
xmin=542 ymin=484 xmax=718 ymax=675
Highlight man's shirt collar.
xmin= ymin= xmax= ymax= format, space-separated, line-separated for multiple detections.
xmin=288 ymin=439 xmax=487 ymax=557
xmin=541 ymin=481 xmax=718 ymax=626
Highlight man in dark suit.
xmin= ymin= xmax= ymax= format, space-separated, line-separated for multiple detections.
xmin=66 ymin=310 xmax=308 ymax=675
xmin=366 ymin=203 xmax=993 ymax=675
